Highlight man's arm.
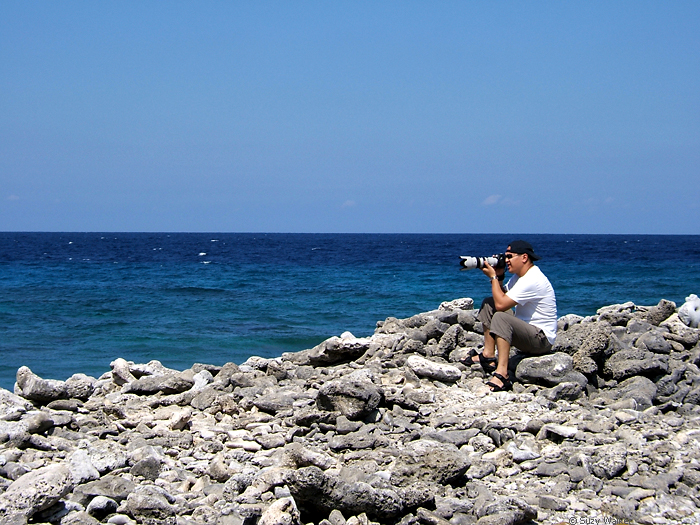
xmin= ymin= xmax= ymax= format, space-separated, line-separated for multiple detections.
xmin=482 ymin=262 xmax=517 ymax=311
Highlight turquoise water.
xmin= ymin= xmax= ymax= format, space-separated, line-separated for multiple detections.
xmin=1 ymin=233 xmax=699 ymax=390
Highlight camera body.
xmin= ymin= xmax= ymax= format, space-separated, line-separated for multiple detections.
xmin=459 ymin=253 xmax=506 ymax=270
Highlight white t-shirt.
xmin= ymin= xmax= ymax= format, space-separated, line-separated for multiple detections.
xmin=505 ymin=265 xmax=557 ymax=344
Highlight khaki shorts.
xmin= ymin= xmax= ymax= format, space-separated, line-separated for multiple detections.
xmin=478 ymin=297 xmax=552 ymax=355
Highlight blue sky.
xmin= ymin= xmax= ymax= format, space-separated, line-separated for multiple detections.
xmin=1 ymin=1 xmax=698 ymax=234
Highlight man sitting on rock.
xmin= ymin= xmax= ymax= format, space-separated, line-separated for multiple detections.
xmin=467 ymin=240 xmax=557 ymax=391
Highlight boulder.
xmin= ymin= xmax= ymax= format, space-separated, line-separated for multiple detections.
xmin=0 ymin=388 xmax=34 ymax=421
xmin=85 ymin=440 xmax=129 ymax=474
xmin=439 ymin=297 xmax=474 ymax=311
xmin=605 ymin=375 xmax=658 ymax=410
xmin=660 ymin=313 xmax=700 ymax=347
xmin=70 ymin=474 xmax=136 ymax=505
xmin=437 ymin=324 xmax=466 ymax=356
xmin=515 ymin=353 xmax=588 ymax=388
xmin=285 ymin=333 xmax=370 ymax=366
xmin=405 ymin=355 xmax=462 ymax=383
xmin=15 ymin=366 xmax=67 ymax=403
xmin=572 ymin=323 xmax=611 ymax=374
xmin=591 ymin=445 xmax=628 ymax=479
xmin=258 ymin=497 xmax=302 ymax=525
xmin=65 ymin=374 xmax=97 ymax=400
xmin=639 ymin=299 xmax=677 ymax=326
xmin=0 ymin=464 xmax=72 ymax=519
xmin=391 ymin=439 xmax=471 ymax=486
xmin=285 ymin=466 xmax=404 ymax=519
xmin=122 ymin=371 xmax=194 ymax=395
xmin=603 ymin=347 xmax=669 ymax=381
xmin=85 ymin=495 xmax=118 ymax=520
xmin=122 ymin=484 xmax=178 ymax=519
xmin=635 ymin=330 xmax=673 ymax=354
xmin=475 ymin=497 xmax=538 ymax=525
xmin=110 ymin=357 xmax=137 ymax=385
xmin=596 ymin=302 xmax=637 ymax=325
xmin=316 ymin=377 xmax=383 ymax=420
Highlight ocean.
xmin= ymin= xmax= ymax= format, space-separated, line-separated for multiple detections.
xmin=1 ymin=233 xmax=699 ymax=391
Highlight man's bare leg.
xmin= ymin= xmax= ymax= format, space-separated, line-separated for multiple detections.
xmin=471 ymin=328 xmax=497 ymax=365
xmin=483 ymin=329 xmax=496 ymax=358
xmin=488 ymin=335 xmax=511 ymax=388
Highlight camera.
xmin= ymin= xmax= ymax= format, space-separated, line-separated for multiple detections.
xmin=459 ymin=253 xmax=506 ymax=270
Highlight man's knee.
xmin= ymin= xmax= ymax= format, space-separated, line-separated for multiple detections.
xmin=480 ymin=296 xmax=495 ymax=308
xmin=492 ymin=311 xmax=512 ymax=327
xmin=489 ymin=312 xmax=514 ymax=344
xmin=478 ymin=297 xmax=496 ymax=324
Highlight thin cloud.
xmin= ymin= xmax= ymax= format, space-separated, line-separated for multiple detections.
xmin=7 ymin=195 xmax=20 ymax=201
xmin=482 ymin=195 xmax=521 ymax=207
xmin=500 ymin=197 xmax=521 ymax=206
xmin=341 ymin=200 xmax=357 ymax=208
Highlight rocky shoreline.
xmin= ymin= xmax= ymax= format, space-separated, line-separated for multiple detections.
xmin=2 ymin=297 xmax=700 ymax=525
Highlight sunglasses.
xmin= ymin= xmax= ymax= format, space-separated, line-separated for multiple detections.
xmin=504 ymin=253 xmax=523 ymax=260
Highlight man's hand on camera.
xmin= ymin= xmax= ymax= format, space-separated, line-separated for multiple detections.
xmin=482 ymin=261 xmax=497 ymax=280
xmin=482 ymin=261 xmax=505 ymax=281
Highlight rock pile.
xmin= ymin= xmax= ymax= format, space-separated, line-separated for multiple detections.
xmin=1 ymin=297 xmax=700 ymax=525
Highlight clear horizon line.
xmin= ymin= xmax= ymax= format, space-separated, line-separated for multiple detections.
xmin=1 ymin=230 xmax=698 ymax=237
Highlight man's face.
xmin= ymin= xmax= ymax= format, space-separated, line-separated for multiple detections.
xmin=505 ymin=246 xmax=526 ymax=274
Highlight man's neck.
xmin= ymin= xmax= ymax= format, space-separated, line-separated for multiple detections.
xmin=516 ymin=263 xmax=535 ymax=278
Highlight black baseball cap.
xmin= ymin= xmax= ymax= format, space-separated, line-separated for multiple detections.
xmin=507 ymin=240 xmax=541 ymax=261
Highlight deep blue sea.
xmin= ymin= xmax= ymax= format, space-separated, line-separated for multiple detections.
xmin=1 ymin=233 xmax=699 ymax=391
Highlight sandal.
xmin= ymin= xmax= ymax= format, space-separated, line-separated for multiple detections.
xmin=486 ymin=372 xmax=512 ymax=392
xmin=463 ymin=348 xmax=497 ymax=374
